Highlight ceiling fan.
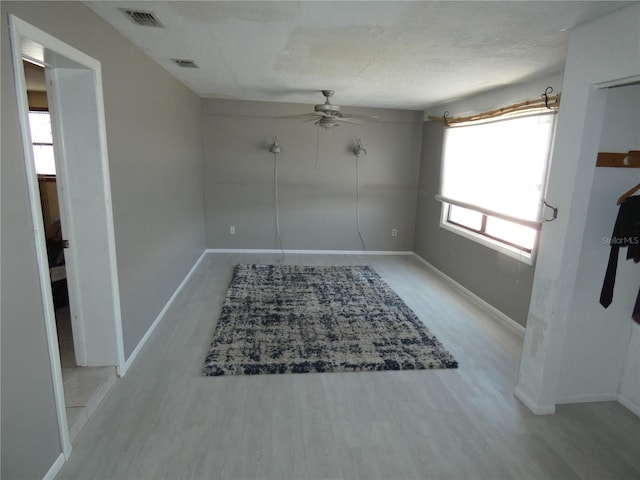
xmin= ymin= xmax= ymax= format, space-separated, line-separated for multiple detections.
xmin=279 ymin=90 xmax=377 ymax=129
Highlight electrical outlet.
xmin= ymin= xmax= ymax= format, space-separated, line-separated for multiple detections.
xmin=391 ymin=228 xmax=398 ymax=237
xmin=230 ymin=226 xmax=236 ymax=235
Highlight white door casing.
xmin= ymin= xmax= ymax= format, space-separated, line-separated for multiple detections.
xmin=8 ymin=14 xmax=126 ymax=458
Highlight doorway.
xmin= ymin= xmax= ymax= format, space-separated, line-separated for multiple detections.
xmin=9 ymin=15 xmax=126 ymax=457
xmin=22 ymin=60 xmax=120 ymax=443
xmin=23 ymin=62 xmax=73 ymax=366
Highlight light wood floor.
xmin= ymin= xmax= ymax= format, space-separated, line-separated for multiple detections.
xmin=56 ymin=253 xmax=640 ymax=480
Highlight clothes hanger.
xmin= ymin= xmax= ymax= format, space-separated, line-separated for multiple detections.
xmin=617 ymin=182 xmax=640 ymax=205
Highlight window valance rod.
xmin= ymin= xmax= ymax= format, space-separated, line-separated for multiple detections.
xmin=428 ymin=88 xmax=560 ymax=126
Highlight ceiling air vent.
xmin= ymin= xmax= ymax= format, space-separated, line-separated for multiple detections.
xmin=120 ymin=9 xmax=164 ymax=28
xmin=172 ymin=59 xmax=199 ymax=68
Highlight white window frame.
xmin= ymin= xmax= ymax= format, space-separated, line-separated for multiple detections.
xmin=437 ymin=111 xmax=556 ymax=264
xmin=29 ymin=109 xmax=56 ymax=175
xmin=439 ymin=202 xmax=538 ymax=265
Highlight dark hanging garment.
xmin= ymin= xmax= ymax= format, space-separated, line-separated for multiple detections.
xmin=600 ymin=195 xmax=640 ymax=323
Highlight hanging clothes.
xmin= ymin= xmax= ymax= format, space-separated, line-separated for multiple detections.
xmin=600 ymin=195 xmax=640 ymax=323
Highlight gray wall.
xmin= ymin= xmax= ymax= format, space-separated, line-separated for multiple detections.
xmin=1 ymin=16 xmax=61 ymax=476
xmin=1 ymin=2 xmax=205 ymax=479
xmin=416 ymin=73 xmax=564 ymax=327
xmin=414 ymin=123 xmax=535 ymax=327
xmin=203 ymin=99 xmax=423 ymax=251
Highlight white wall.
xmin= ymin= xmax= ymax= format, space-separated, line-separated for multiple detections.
xmin=619 ymin=325 xmax=640 ymax=413
xmin=557 ymin=84 xmax=640 ymax=409
xmin=515 ymin=3 xmax=640 ymax=415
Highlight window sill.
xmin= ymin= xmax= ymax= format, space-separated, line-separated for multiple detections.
xmin=439 ymin=218 xmax=535 ymax=266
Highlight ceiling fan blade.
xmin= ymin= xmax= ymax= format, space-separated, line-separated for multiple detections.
xmin=339 ymin=113 xmax=379 ymax=121
xmin=334 ymin=117 xmax=362 ymax=124
xmin=275 ymin=113 xmax=320 ymax=119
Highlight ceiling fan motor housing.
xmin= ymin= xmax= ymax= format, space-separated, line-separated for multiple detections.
xmin=314 ymin=89 xmax=341 ymax=117
xmin=314 ymin=103 xmax=341 ymax=116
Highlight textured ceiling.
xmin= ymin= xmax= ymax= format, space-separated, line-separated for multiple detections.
xmin=86 ymin=1 xmax=634 ymax=110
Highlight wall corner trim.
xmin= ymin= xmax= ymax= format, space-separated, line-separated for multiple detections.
xmin=120 ymin=250 xmax=207 ymax=375
xmin=618 ymin=393 xmax=640 ymax=418
xmin=514 ymin=387 xmax=556 ymax=415
xmin=412 ymin=253 xmax=525 ymax=337
xmin=42 ymin=453 xmax=66 ymax=480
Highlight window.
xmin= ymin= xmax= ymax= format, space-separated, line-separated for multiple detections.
xmin=438 ymin=112 xmax=555 ymax=262
xmin=29 ymin=110 xmax=56 ymax=175
xmin=445 ymin=204 xmax=537 ymax=253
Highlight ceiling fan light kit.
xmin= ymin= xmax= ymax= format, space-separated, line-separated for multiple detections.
xmin=317 ymin=117 xmax=340 ymax=129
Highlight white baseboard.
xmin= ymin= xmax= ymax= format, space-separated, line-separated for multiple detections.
xmin=556 ymin=392 xmax=618 ymax=405
xmin=412 ymin=253 xmax=525 ymax=338
xmin=205 ymin=248 xmax=414 ymax=256
xmin=514 ymin=387 xmax=556 ymax=415
xmin=555 ymin=392 xmax=639 ymax=418
xmin=42 ymin=453 xmax=65 ymax=480
xmin=617 ymin=393 xmax=640 ymax=418
xmin=121 ymin=250 xmax=207 ymax=375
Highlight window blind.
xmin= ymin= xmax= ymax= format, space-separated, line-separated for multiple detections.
xmin=439 ymin=112 xmax=555 ymax=225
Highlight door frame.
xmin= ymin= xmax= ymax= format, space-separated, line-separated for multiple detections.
xmin=8 ymin=15 xmax=125 ymax=457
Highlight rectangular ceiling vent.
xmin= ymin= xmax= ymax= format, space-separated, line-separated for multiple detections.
xmin=172 ymin=59 xmax=199 ymax=68
xmin=120 ymin=9 xmax=164 ymax=28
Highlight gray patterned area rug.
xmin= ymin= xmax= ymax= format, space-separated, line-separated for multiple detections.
xmin=202 ymin=264 xmax=458 ymax=376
